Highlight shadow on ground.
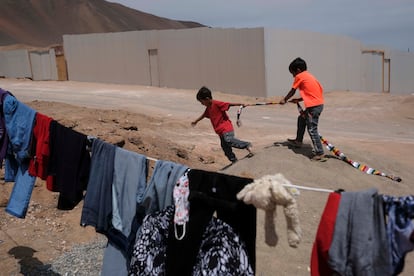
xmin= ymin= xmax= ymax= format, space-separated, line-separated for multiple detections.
xmin=8 ymin=246 xmax=59 ymax=275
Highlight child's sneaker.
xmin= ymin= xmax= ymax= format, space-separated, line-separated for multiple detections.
xmin=246 ymin=144 xmax=254 ymax=157
xmin=310 ymin=154 xmax=327 ymax=162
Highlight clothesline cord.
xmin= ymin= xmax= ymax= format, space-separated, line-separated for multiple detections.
xmin=283 ymin=184 xmax=334 ymax=193
xmin=147 ymin=156 xmax=158 ymax=162
xmin=88 ymin=138 xmax=333 ymax=193
xmin=88 ymin=136 xmax=159 ymax=162
xmin=103 ymin=146 xmax=332 ymax=193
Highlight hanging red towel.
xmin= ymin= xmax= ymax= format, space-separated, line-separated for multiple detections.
xmin=310 ymin=192 xmax=341 ymax=276
xmin=28 ymin=112 xmax=54 ymax=190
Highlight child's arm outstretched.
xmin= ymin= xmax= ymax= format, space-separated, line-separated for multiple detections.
xmin=228 ymin=102 xmax=247 ymax=108
xmin=191 ymin=114 xmax=205 ymax=127
xmin=279 ymin=88 xmax=298 ymax=104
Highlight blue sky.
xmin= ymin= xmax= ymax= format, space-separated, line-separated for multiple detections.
xmin=108 ymin=0 xmax=414 ymax=52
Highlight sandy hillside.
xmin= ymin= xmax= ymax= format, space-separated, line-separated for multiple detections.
xmin=0 ymin=79 xmax=413 ymax=275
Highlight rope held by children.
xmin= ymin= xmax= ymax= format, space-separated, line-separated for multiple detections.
xmin=236 ymin=101 xmax=281 ymax=127
xmin=236 ymin=105 xmax=244 ymax=127
xmin=295 ymin=102 xmax=402 ymax=182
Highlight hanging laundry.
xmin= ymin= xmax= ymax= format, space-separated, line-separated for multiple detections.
xmin=383 ymin=195 xmax=414 ymax=275
xmin=100 ymin=159 xmax=188 ymax=276
xmin=3 ymin=94 xmax=37 ymax=218
xmin=173 ymin=168 xmax=191 ymax=240
xmin=28 ymin=112 xmax=54 ymax=190
xmin=100 ymin=147 xmax=148 ymax=276
xmin=328 ymin=188 xmax=391 ymax=275
xmin=47 ymin=120 xmax=91 ymax=210
xmin=129 ymin=205 xmax=253 ymax=275
xmin=310 ymin=191 xmax=342 ymax=276
xmin=237 ymin=173 xmax=302 ymax=248
xmin=165 ymin=169 xmax=257 ymax=275
xmin=110 ymin=147 xmax=148 ymax=239
xmin=0 ymin=88 xmax=12 ymax=165
xmin=136 ymin=160 xmax=190 ymax=218
xmin=81 ymin=138 xmax=116 ymax=233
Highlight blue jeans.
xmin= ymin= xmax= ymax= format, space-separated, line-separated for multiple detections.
xmin=5 ymin=156 xmax=36 ymax=218
xmin=296 ymin=104 xmax=324 ymax=155
xmin=220 ymin=131 xmax=251 ymax=162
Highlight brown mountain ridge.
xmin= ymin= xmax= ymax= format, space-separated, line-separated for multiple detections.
xmin=0 ymin=0 xmax=205 ymax=47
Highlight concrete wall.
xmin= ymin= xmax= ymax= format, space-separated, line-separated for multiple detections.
xmin=156 ymin=28 xmax=266 ymax=97
xmin=64 ymin=31 xmax=151 ymax=85
xmin=0 ymin=48 xmax=59 ymax=80
xmin=14 ymin=27 xmax=414 ymax=97
xmin=29 ymin=49 xmax=58 ymax=81
xmin=66 ymin=27 xmax=402 ymax=97
xmin=264 ymin=29 xmax=363 ymax=96
xmin=389 ymin=50 xmax=414 ymax=94
xmin=64 ymin=27 xmax=266 ymax=97
xmin=0 ymin=49 xmax=32 ymax=79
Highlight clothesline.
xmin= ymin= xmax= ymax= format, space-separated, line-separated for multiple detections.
xmin=140 ymin=150 xmax=334 ymax=193
xmin=283 ymin=184 xmax=334 ymax=193
xmin=47 ymin=105 xmax=335 ymax=196
xmin=87 ymin=135 xmax=159 ymax=162
xmin=133 ymin=149 xmax=335 ymax=193
xmin=146 ymin=156 xmax=158 ymax=162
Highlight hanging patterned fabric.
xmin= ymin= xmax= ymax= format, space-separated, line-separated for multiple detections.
xmin=320 ymin=135 xmax=401 ymax=182
xmin=173 ymin=169 xmax=191 ymax=240
xmin=129 ymin=205 xmax=254 ymax=275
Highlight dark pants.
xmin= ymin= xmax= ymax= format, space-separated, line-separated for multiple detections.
xmin=296 ymin=104 xmax=324 ymax=155
xmin=165 ymin=169 xmax=257 ymax=275
xmin=220 ymin=131 xmax=251 ymax=162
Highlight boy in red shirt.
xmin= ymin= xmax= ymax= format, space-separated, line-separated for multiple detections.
xmin=279 ymin=57 xmax=325 ymax=161
xmin=191 ymin=86 xmax=253 ymax=163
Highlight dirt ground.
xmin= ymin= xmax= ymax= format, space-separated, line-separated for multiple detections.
xmin=0 ymin=79 xmax=413 ymax=275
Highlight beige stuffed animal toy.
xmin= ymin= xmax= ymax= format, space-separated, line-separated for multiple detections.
xmin=237 ymin=173 xmax=302 ymax=248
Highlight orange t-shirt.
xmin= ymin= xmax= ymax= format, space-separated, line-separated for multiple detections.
xmin=292 ymin=71 xmax=324 ymax=108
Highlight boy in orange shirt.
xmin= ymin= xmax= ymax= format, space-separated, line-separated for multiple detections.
xmin=191 ymin=86 xmax=253 ymax=163
xmin=279 ymin=57 xmax=325 ymax=161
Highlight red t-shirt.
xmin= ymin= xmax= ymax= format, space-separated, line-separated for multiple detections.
xmin=203 ymin=100 xmax=233 ymax=135
xmin=292 ymin=71 xmax=324 ymax=108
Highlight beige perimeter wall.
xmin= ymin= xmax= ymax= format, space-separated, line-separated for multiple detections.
xmin=0 ymin=49 xmax=59 ymax=81
xmin=64 ymin=27 xmax=266 ymax=97
xmin=0 ymin=49 xmax=32 ymax=79
xmin=264 ymin=29 xmax=364 ymax=97
xmin=63 ymin=27 xmax=414 ymax=96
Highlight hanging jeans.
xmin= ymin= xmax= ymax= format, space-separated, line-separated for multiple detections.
xmin=165 ymin=169 xmax=256 ymax=276
xmin=3 ymin=94 xmax=37 ymax=218
xmin=5 ymin=155 xmax=36 ymax=218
